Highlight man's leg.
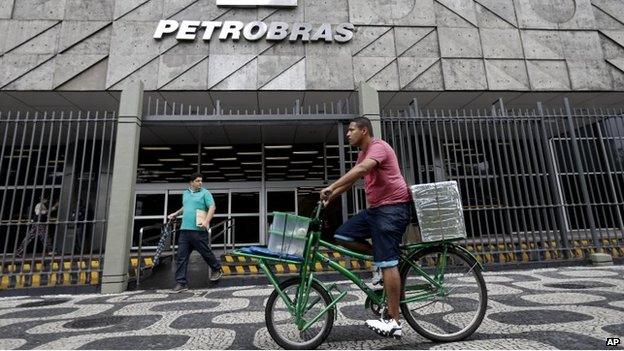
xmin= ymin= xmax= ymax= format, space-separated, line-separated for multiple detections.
xmin=334 ymin=209 xmax=372 ymax=254
xmin=191 ymin=230 xmax=221 ymax=271
xmin=174 ymin=232 xmax=192 ymax=285
xmin=382 ymin=266 xmax=401 ymax=321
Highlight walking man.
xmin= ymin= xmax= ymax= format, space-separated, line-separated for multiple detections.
xmin=320 ymin=117 xmax=411 ymax=339
xmin=168 ymin=172 xmax=223 ymax=292
xmin=16 ymin=197 xmax=58 ymax=257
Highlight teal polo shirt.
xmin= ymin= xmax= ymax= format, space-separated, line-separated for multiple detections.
xmin=180 ymin=187 xmax=215 ymax=230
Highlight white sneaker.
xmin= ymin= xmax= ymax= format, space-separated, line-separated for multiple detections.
xmin=366 ymin=317 xmax=402 ymax=339
xmin=371 ymin=266 xmax=383 ymax=286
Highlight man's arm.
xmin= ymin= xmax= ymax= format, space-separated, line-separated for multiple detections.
xmin=202 ymin=205 xmax=216 ymax=228
xmin=167 ymin=207 xmax=183 ymax=220
xmin=321 ymin=158 xmax=377 ymax=202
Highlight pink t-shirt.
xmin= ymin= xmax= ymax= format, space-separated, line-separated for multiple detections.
xmin=356 ymin=138 xmax=411 ymax=208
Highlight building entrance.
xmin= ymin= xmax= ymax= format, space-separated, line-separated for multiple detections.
xmin=133 ymin=94 xmax=364 ymax=248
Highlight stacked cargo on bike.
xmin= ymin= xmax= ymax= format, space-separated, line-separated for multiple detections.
xmin=267 ymin=212 xmax=310 ymax=257
xmin=407 ymin=181 xmax=467 ymax=243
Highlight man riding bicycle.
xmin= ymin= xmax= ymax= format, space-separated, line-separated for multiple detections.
xmin=320 ymin=117 xmax=411 ymax=339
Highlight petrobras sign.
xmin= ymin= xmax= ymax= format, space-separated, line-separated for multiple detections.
xmin=216 ymin=0 xmax=297 ymax=7
xmin=153 ymin=20 xmax=355 ymax=43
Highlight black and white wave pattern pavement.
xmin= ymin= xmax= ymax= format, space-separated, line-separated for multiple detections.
xmin=0 ymin=266 xmax=622 ymax=350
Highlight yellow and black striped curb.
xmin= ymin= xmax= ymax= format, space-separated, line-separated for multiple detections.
xmin=0 ymin=256 xmax=158 ymax=290
xmin=465 ymin=239 xmax=624 ymax=264
xmin=220 ymin=251 xmax=374 ymax=276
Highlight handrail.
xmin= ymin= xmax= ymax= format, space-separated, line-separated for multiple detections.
xmin=135 ymin=218 xmax=235 ymax=287
xmin=136 ymin=219 xmax=177 ymax=288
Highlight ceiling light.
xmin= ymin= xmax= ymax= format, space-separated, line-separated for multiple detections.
xmin=139 ymin=163 xmax=164 ymax=167
xmin=165 ymin=177 xmax=185 ymax=181
xmin=237 ymin=151 xmax=262 ymax=155
xmin=325 ymin=145 xmax=339 ymax=148
xmin=291 ymin=161 xmax=313 ymax=164
xmin=266 ymin=157 xmax=289 ymax=160
xmin=244 ymin=169 xmax=262 ymax=173
xmin=158 ymin=158 xmax=184 ymax=162
xmin=267 ymin=165 xmax=287 ymax=168
xmin=224 ymin=173 xmax=244 ymax=177
xmin=180 ymin=153 xmax=199 ymax=156
xmin=310 ymin=171 xmax=324 ymax=175
xmin=203 ymin=146 xmax=233 ymax=150
xmin=213 ymin=157 xmax=237 ymax=161
xmin=267 ymin=172 xmax=286 ymax=175
xmin=241 ymin=162 xmax=262 ymax=165
xmin=312 ymin=165 xmax=324 ymax=168
xmin=205 ymin=176 xmax=224 ymax=180
xmin=221 ymin=166 xmax=241 ymax=170
xmin=142 ymin=146 xmax=172 ymax=151
xmin=265 ymin=145 xmax=292 ymax=149
xmin=287 ymin=175 xmax=306 ymax=178
xmin=172 ymin=167 xmax=193 ymax=170
xmin=203 ymin=170 xmax=221 ymax=174
xmin=152 ymin=171 xmax=175 ymax=174
xmin=293 ymin=151 xmax=318 ymax=155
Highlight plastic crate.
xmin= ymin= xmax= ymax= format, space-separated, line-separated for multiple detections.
xmin=267 ymin=212 xmax=311 ymax=257
xmin=409 ymin=181 xmax=467 ymax=243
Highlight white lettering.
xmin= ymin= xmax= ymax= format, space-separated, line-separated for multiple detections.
xmin=176 ymin=20 xmax=201 ymax=40
xmin=289 ymin=23 xmax=312 ymax=42
xmin=334 ymin=23 xmax=355 ymax=43
xmin=153 ymin=19 xmax=179 ymax=39
xmin=219 ymin=21 xmax=245 ymax=40
xmin=266 ymin=22 xmax=289 ymax=41
xmin=243 ymin=21 xmax=268 ymax=41
xmin=154 ymin=20 xmax=355 ymax=43
xmin=310 ymin=23 xmax=333 ymax=42
xmin=201 ymin=21 xmax=223 ymax=41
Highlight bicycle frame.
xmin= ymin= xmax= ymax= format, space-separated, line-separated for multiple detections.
xmin=234 ymin=225 xmax=475 ymax=333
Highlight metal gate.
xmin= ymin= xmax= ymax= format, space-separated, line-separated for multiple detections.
xmin=383 ymin=99 xmax=624 ymax=265
xmin=0 ymin=110 xmax=116 ymax=289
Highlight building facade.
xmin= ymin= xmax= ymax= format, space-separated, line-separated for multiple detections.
xmin=1 ymin=0 xmax=623 ymax=290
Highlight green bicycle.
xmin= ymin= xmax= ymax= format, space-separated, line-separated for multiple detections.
xmin=234 ymin=202 xmax=487 ymax=349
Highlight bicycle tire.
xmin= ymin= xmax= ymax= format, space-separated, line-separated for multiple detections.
xmin=400 ymin=245 xmax=487 ymax=342
xmin=265 ymin=277 xmax=335 ymax=350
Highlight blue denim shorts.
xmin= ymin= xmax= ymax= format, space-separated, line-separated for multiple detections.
xmin=334 ymin=202 xmax=411 ymax=268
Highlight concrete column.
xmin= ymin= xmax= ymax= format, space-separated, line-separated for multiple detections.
xmin=357 ymin=81 xmax=381 ymax=138
xmin=101 ymin=82 xmax=144 ymax=294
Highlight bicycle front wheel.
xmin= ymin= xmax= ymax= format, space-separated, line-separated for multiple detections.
xmin=400 ymin=245 xmax=487 ymax=342
xmin=265 ymin=277 xmax=334 ymax=350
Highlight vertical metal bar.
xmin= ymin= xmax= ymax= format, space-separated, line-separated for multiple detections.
xmin=72 ymin=111 xmax=91 ymax=264
xmin=519 ymin=111 xmax=544 ymax=258
xmin=596 ymin=107 xmax=624 ymax=233
xmin=491 ymin=106 xmax=518 ymax=257
xmin=564 ymin=98 xmax=599 ymax=249
xmin=23 ymin=112 xmax=47 ymax=273
xmin=337 ymin=123 xmax=348 ymax=223
xmin=577 ymin=111 xmax=610 ymax=248
xmin=0 ymin=111 xmax=17 ymax=269
xmin=506 ymin=109 xmax=533 ymax=260
xmin=551 ymin=106 xmax=580 ymax=251
xmin=7 ymin=112 xmax=28 ymax=269
xmin=476 ymin=110 xmax=504 ymax=258
xmin=461 ymin=109 xmax=484 ymax=260
xmin=99 ymin=112 xmax=117 ymax=260
xmin=536 ymin=103 xmax=570 ymax=259
xmin=92 ymin=112 xmax=108 ymax=266
xmin=524 ymin=110 xmax=551 ymax=257
xmin=81 ymin=112 xmax=99 ymax=276
xmin=421 ymin=111 xmax=430 ymax=183
xmin=17 ymin=112 xmax=40 ymax=274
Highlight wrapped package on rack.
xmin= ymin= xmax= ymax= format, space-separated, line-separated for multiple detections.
xmin=408 ymin=181 xmax=467 ymax=243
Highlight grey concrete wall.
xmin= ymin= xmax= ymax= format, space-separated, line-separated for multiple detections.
xmin=0 ymin=0 xmax=623 ymax=92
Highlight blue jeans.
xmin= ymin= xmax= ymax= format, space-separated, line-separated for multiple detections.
xmin=334 ymin=202 xmax=411 ymax=268
xmin=175 ymin=230 xmax=221 ymax=285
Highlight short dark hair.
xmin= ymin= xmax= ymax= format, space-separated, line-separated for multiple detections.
xmin=350 ymin=117 xmax=374 ymax=137
xmin=188 ymin=172 xmax=203 ymax=182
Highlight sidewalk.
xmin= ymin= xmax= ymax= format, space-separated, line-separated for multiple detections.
xmin=0 ymin=265 xmax=621 ymax=349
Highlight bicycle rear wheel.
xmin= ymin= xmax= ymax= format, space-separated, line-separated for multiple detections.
xmin=265 ymin=277 xmax=334 ymax=350
xmin=400 ymin=245 xmax=487 ymax=342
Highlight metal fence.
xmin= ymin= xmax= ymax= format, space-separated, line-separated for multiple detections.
xmin=383 ymin=99 xmax=624 ymax=265
xmin=0 ymin=110 xmax=116 ymax=289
